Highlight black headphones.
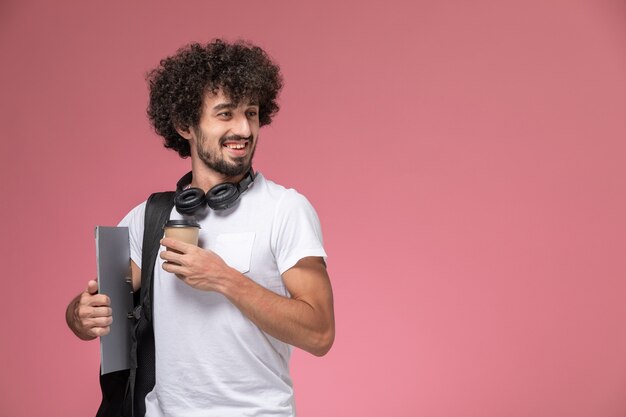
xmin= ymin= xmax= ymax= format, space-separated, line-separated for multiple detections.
xmin=174 ymin=169 xmax=256 ymax=215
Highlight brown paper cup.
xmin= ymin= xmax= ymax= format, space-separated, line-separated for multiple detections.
xmin=163 ymin=220 xmax=201 ymax=251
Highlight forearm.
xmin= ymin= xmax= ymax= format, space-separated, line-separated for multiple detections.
xmin=159 ymin=240 xmax=335 ymax=355
xmin=222 ymin=270 xmax=334 ymax=356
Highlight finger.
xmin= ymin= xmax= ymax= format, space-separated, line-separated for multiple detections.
xmin=86 ymin=280 xmax=99 ymax=295
xmin=78 ymin=305 xmax=112 ymax=320
xmin=95 ymin=315 xmax=113 ymax=326
xmin=85 ymin=315 xmax=113 ymax=328
xmin=90 ymin=326 xmax=111 ymax=337
xmin=159 ymin=249 xmax=184 ymax=264
xmin=90 ymin=306 xmax=113 ymax=318
xmin=162 ymin=261 xmax=185 ymax=276
xmin=160 ymin=238 xmax=193 ymax=253
xmin=79 ymin=306 xmax=110 ymax=319
xmin=85 ymin=293 xmax=111 ymax=307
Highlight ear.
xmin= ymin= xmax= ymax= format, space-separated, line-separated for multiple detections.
xmin=175 ymin=125 xmax=193 ymax=140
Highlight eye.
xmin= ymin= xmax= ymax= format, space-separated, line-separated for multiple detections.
xmin=246 ymin=110 xmax=258 ymax=118
xmin=218 ymin=111 xmax=232 ymax=119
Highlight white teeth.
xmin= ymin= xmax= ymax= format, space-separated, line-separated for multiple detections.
xmin=225 ymin=143 xmax=246 ymax=149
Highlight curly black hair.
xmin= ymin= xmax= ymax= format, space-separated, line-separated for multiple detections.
xmin=146 ymin=39 xmax=283 ymax=158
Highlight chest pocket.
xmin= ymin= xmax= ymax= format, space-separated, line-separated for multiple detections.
xmin=213 ymin=232 xmax=256 ymax=274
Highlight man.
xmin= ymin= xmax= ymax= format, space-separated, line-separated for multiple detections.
xmin=66 ymin=39 xmax=335 ymax=416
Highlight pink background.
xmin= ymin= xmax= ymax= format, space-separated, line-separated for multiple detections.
xmin=1 ymin=0 xmax=626 ymax=416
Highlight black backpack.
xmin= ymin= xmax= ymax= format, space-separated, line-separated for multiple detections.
xmin=96 ymin=191 xmax=176 ymax=417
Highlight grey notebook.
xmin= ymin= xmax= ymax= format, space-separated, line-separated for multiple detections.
xmin=95 ymin=226 xmax=133 ymax=375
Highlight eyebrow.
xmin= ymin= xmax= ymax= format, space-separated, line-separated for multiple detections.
xmin=212 ymin=102 xmax=237 ymax=111
xmin=212 ymin=101 xmax=259 ymax=112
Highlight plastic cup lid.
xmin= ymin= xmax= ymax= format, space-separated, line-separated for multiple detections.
xmin=164 ymin=219 xmax=201 ymax=228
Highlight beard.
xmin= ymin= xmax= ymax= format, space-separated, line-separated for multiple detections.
xmin=196 ymin=132 xmax=255 ymax=177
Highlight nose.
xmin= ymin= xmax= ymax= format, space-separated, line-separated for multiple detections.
xmin=231 ymin=115 xmax=251 ymax=138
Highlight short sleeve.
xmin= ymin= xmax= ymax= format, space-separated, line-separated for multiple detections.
xmin=271 ymin=190 xmax=327 ymax=275
xmin=117 ymin=201 xmax=147 ymax=269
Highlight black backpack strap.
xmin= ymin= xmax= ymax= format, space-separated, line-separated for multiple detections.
xmin=140 ymin=191 xmax=176 ymax=322
xmin=128 ymin=191 xmax=175 ymax=417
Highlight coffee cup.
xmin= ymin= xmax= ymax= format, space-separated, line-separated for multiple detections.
xmin=163 ymin=220 xmax=201 ymax=250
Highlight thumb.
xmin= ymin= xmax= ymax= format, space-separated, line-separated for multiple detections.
xmin=86 ymin=280 xmax=99 ymax=295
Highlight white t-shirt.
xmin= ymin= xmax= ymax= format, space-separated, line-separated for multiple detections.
xmin=118 ymin=173 xmax=326 ymax=417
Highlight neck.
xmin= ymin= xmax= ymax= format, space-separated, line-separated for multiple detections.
xmin=189 ymin=158 xmax=246 ymax=192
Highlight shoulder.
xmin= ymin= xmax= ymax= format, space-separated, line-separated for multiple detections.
xmin=254 ymin=173 xmax=315 ymax=211
xmin=258 ymin=175 xmax=322 ymax=234
xmin=117 ymin=200 xmax=147 ymax=228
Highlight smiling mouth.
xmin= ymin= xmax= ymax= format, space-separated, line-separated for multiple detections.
xmin=223 ymin=141 xmax=249 ymax=150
